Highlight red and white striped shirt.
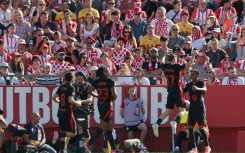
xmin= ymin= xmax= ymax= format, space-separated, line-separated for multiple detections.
xmin=0 ymin=52 xmax=11 ymax=63
xmin=2 ymin=34 xmax=20 ymax=55
xmin=39 ymin=54 xmax=52 ymax=67
xmin=236 ymin=60 xmax=245 ymax=70
xmin=215 ymin=7 xmax=237 ymax=19
xmin=80 ymin=48 xmax=102 ymax=66
xmin=132 ymin=57 xmax=145 ymax=68
xmin=125 ymin=9 xmax=147 ymax=21
xmin=50 ymin=60 xmax=70 ymax=75
xmin=111 ymin=48 xmax=131 ymax=66
xmin=52 ymin=0 xmax=65 ymax=13
xmin=151 ymin=18 xmax=174 ymax=37
xmin=191 ymin=8 xmax=213 ymax=26
xmin=97 ymin=61 xmax=117 ymax=75
xmin=227 ymin=24 xmax=241 ymax=39
xmin=58 ymin=20 xmax=77 ymax=36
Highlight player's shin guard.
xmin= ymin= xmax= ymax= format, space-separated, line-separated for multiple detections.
xmin=174 ymin=116 xmax=181 ymax=123
xmin=88 ymin=127 xmax=103 ymax=145
xmin=189 ymin=128 xmax=196 ymax=149
xmin=106 ymin=130 xmax=116 ymax=150
xmin=199 ymin=128 xmax=209 ymax=146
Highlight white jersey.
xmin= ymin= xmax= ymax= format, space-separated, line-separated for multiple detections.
xmin=3 ymin=34 xmax=20 ymax=55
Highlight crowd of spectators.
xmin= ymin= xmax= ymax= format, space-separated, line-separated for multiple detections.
xmin=0 ymin=0 xmax=244 ymax=86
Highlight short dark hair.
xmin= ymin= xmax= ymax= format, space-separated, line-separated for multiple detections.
xmin=228 ymin=66 xmax=235 ymax=72
xmin=173 ymin=0 xmax=181 ymax=5
xmin=64 ymin=72 xmax=74 ymax=82
xmin=160 ymin=36 xmax=168 ymax=42
xmin=63 ymin=9 xmax=71 ymax=14
xmin=96 ymin=67 xmax=110 ymax=79
xmin=166 ymin=54 xmax=176 ymax=62
xmin=0 ymin=0 xmax=10 ymax=4
xmin=75 ymin=71 xmax=87 ymax=80
xmin=111 ymin=9 xmax=120 ymax=15
xmin=190 ymin=69 xmax=199 ymax=75
xmin=40 ymin=11 xmax=49 ymax=16
xmin=124 ymin=56 xmax=132 ymax=61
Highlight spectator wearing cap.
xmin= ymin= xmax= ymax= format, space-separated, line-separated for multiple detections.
xmin=14 ymin=9 xmax=32 ymax=43
xmin=78 ymin=0 xmax=100 ymax=24
xmin=183 ymin=36 xmax=194 ymax=56
xmin=2 ymin=23 xmax=20 ymax=55
xmin=76 ymin=54 xmax=90 ymax=76
xmin=98 ymin=52 xmax=117 ymax=75
xmin=114 ymin=63 xmax=134 ymax=85
xmin=0 ymin=62 xmax=20 ymax=85
xmin=192 ymin=52 xmax=213 ymax=81
xmin=190 ymin=25 xmax=207 ymax=51
xmin=0 ymin=0 xmax=14 ymax=27
xmin=111 ymin=36 xmax=132 ymax=70
xmin=133 ymin=67 xmax=150 ymax=85
xmin=202 ymin=12 xmax=220 ymax=42
xmin=166 ymin=0 xmax=183 ymax=24
xmin=215 ymin=0 xmax=237 ymax=24
xmin=39 ymin=44 xmax=53 ymax=67
xmin=55 ymin=1 xmax=78 ymax=23
xmin=190 ymin=0 xmax=214 ymax=28
xmin=104 ymin=8 xmax=123 ymax=45
xmin=122 ymin=25 xmax=137 ymax=52
xmin=177 ymin=9 xmax=194 ymax=37
xmin=79 ymin=36 xmax=102 ymax=66
xmin=65 ymin=37 xmax=77 ymax=64
xmin=87 ymin=65 xmax=98 ymax=84
xmin=9 ymin=52 xmax=25 ymax=81
xmin=79 ymin=12 xmax=100 ymax=47
xmin=18 ymin=39 xmax=33 ymax=70
xmin=168 ymin=24 xmax=185 ymax=49
xmin=206 ymin=38 xmax=229 ymax=68
xmin=142 ymin=47 xmax=162 ymax=85
xmin=100 ymin=0 xmax=116 ymax=25
xmin=128 ymin=7 xmax=147 ymax=44
xmin=0 ymin=39 xmax=11 ymax=63
xmin=132 ymin=48 xmax=145 ymax=69
xmin=207 ymin=28 xmax=226 ymax=51
xmin=33 ymin=11 xmax=57 ymax=40
xmin=50 ymin=49 xmax=70 ymax=76
xmin=35 ymin=62 xmax=60 ymax=85
xmin=158 ymin=36 xmax=171 ymax=63
xmin=125 ymin=0 xmax=147 ymax=24
xmin=151 ymin=7 xmax=174 ymax=37
xmin=139 ymin=24 xmax=160 ymax=55
xmin=51 ymin=31 xmax=66 ymax=53
xmin=67 ymin=65 xmax=76 ymax=75
xmin=57 ymin=9 xmax=77 ymax=41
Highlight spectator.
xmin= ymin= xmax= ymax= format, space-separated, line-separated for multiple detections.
xmin=14 ymin=9 xmax=32 ymax=43
xmin=191 ymin=25 xmax=206 ymax=51
xmin=215 ymin=0 xmax=237 ymax=25
xmin=31 ymin=28 xmax=50 ymax=54
xmin=120 ymin=86 xmax=148 ymax=150
xmin=190 ymin=0 xmax=213 ymax=28
xmin=0 ymin=39 xmax=11 ymax=63
xmin=87 ymin=65 xmax=98 ymax=84
xmin=168 ymin=24 xmax=185 ymax=49
xmin=38 ymin=44 xmax=52 ymax=67
xmin=0 ymin=0 xmax=14 ymax=27
xmin=76 ymin=54 xmax=90 ymax=76
xmin=206 ymin=38 xmax=229 ymax=68
xmin=206 ymin=70 xmax=220 ymax=85
xmin=2 ymin=23 xmax=20 ymax=55
xmin=104 ymin=8 xmax=123 ymax=46
xmin=125 ymin=0 xmax=147 ymax=24
xmin=207 ymin=28 xmax=226 ymax=51
xmin=142 ymin=0 xmax=157 ymax=23
xmin=101 ymin=0 xmax=116 ymax=25
xmin=18 ymin=39 xmax=33 ymax=70
xmin=23 ymin=112 xmax=56 ymax=153
xmin=50 ymin=49 xmax=70 ymax=76
xmin=216 ymin=58 xmax=230 ymax=76
xmin=51 ymin=31 xmax=66 ymax=53
xmin=57 ymin=9 xmax=77 ymax=41
xmin=172 ymin=45 xmax=186 ymax=65
xmin=142 ymin=47 xmax=162 ymax=85
xmin=79 ymin=36 xmax=102 ymax=66
xmin=139 ymin=24 xmax=160 ymax=56
xmin=182 ymin=0 xmax=199 ymax=11
xmin=98 ymin=52 xmax=117 ymax=75
xmin=55 ymin=1 xmax=77 ymax=23
xmin=151 ymin=6 xmax=174 ymax=37
xmin=183 ymin=37 xmax=194 ymax=56
xmin=25 ymin=56 xmax=42 ymax=84
xmin=132 ymin=48 xmax=145 ymax=69
xmin=9 ymin=52 xmax=24 ymax=80
xmin=30 ymin=0 xmax=47 ymax=26
xmin=236 ymin=27 xmax=245 ymax=61
xmin=65 ymin=37 xmax=77 ymax=64
xmin=128 ymin=7 xmax=147 ymax=44
xmin=78 ymin=0 xmax=100 ymax=24
xmin=225 ymin=13 xmax=241 ymax=41
xmin=114 ymin=63 xmax=134 ymax=85
xmin=0 ymin=109 xmax=8 ymax=153
xmin=124 ymin=56 xmax=135 ymax=75
xmin=35 ymin=62 xmax=60 ymax=85
xmin=133 ymin=67 xmax=150 ymax=85
xmin=166 ymin=0 xmax=183 ymax=24
xmin=202 ymin=12 xmax=220 ymax=42
xmin=122 ymin=25 xmax=137 ymax=52
xmin=177 ymin=9 xmax=194 ymax=37
xmin=79 ymin=12 xmax=99 ymax=46
xmin=158 ymin=36 xmax=171 ymax=63
xmin=33 ymin=11 xmax=57 ymax=40
xmin=22 ymin=5 xmax=31 ymax=22
xmin=222 ymin=66 xmax=244 ymax=85
xmin=0 ymin=62 xmax=19 ymax=85
xmin=111 ymin=36 xmax=132 ymax=69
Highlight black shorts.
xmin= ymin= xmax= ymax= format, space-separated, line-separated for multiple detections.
xmin=125 ymin=120 xmax=144 ymax=132
xmin=166 ymin=88 xmax=185 ymax=109
xmin=58 ymin=116 xmax=76 ymax=133
xmin=99 ymin=109 xmax=112 ymax=123
xmin=73 ymin=109 xmax=90 ymax=129
xmin=188 ymin=111 xmax=205 ymax=126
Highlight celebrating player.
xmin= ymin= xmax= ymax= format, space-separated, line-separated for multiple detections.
xmin=152 ymin=50 xmax=198 ymax=137
xmin=183 ymin=69 xmax=211 ymax=153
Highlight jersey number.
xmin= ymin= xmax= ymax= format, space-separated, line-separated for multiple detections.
xmin=60 ymin=93 xmax=66 ymax=106
xmin=166 ymin=75 xmax=175 ymax=87
xmin=97 ymin=88 xmax=109 ymax=101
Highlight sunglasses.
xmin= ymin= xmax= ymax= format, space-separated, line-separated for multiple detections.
xmin=1 ymin=66 xmax=8 ymax=69
xmin=58 ymin=53 xmax=65 ymax=56
xmin=108 ymin=2 xmax=115 ymax=5
xmin=86 ymin=42 xmax=93 ymax=44
xmin=134 ymin=13 xmax=140 ymax=16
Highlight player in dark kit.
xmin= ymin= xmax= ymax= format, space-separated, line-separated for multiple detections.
xmin=52 ymin=72 xmax=84 ymax=153
xmin=88 ymin=67 xmax=120 ymax=153
xmin=152 ymin=50 xmax=198 ymax=137
xmin=183 ymin=69 xmax=211 ymax=153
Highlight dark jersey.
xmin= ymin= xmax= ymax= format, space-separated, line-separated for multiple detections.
xmin=56 ymin=83 xmax=75 ymax=118
xmin=73 ymin=82 xmax=91 ymax=111
xmin=183 ymin=81 xmax=206 ymax=111
xmin=92 ymin=78 xmax=115 ymax=110
xmin=162 ymin=63 xmax=185 ymax=88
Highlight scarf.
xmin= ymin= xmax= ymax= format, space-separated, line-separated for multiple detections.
xmin=155 ymin=19 xmax=168 ymax=37
xmin=111 ymin=21 xmax=123 ymax=39
xmin=191 ymin=25 xmax=203 ymax=42
xmin=148 ymin=59 xmax=158 ymax=71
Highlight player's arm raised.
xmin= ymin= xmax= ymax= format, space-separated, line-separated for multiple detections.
xmin=88 ymin=85 xmax=98 ymax=98
xmin=185 ymin=50 xmax=198 ymax=68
